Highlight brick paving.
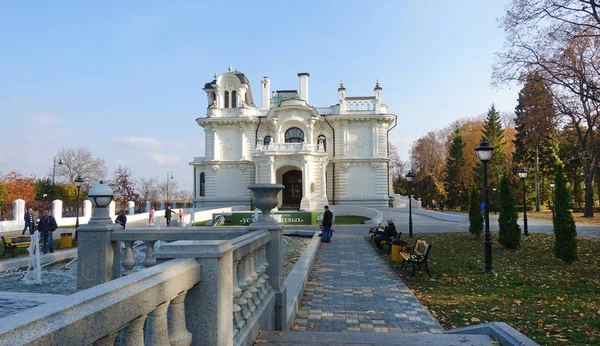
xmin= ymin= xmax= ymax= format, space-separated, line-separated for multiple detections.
xmin=292 ymin=230 xmax=443 ymax=334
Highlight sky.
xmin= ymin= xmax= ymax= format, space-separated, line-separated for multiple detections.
xmin=0 ymin=0 xmax=519 ymax=192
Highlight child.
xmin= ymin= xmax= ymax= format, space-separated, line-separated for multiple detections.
xmin=179 ymin=209 xmax=183 ymax=223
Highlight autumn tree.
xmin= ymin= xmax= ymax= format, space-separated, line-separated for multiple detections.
xmin=513 ymin=72 xmax=560 ymax=211
xmin=0 ymin=171 xmax=36 ymax=218
xmin=110 ymin=166 xmax=139 ymax=210
xmin=444 ymin=127 xmax=466 ymax=209
xmin=54 ymin=147 xmax=107 ymax=185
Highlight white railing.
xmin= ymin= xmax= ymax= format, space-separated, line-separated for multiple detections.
xmin=345 ymin=98 xmax=376 ymax=112
xmin=255 ymin=142 xmax=325 ymax=154
xmin=315 ymin=107 xmax=333 ymax=115
xmin=0 ymin=258 xmax=200 ymax=345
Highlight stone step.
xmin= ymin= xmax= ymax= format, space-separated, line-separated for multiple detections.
xmin=257 ymin=331 xmax=494 ymax=345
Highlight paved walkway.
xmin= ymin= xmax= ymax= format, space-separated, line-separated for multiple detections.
xmin=292 ymin=228 xmax=443 ymax=334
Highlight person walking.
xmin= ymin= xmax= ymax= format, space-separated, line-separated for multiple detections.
xmin=148 ymin=207 xmax=155 ymax=225
xmin=165 ymin=205 xmax=177 ymax=227
xmin=22 ymin=207 xmax=36 ymax=235
xmin=431 ymin=199 xmax=437 ymax=211
xmin=179 ymin=209 xmax=183 ymax=223
xmin=38 ymin=209 xmax=57 ymax=254
xmin=115 ymin=210 xmax=127 ymax=229
xmin=439 ymin=200 xmax=444 ymax=212
xmin=321 ymin=205 xmax=333 ymax=243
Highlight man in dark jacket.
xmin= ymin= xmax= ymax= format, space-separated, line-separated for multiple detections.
xmin=165 ymin=205 xmax=177 ymax=227
xmin=321 ymin=205 xmax=333 ymax=242
xmin=375 ymin=219 xmax=396 ymax=249
xmin=22 ymin=207 xmax=35 ymax=235
xmin=38 ymin=209 xmax=58 ymax=254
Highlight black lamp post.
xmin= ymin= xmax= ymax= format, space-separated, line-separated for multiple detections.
xmin=406 ymin=171 xmax=415 ymax=238
xmin=475 ymin=140 xmax=495 ymax=274
xmin=518 ymin=168 xmax=528 ymax=236
xmin=51 ymin=155 xmax=63 ymax=202
xmin=74 ymin=176 xmax=84 ymax=230
xmin=166 ymin=172 xmax=173 ymax=206
xmin=549 ymin=181 xmax=555 ymax=219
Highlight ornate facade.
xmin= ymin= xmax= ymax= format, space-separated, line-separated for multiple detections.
xmin=191 ymin=67 xmax=397 ymax=210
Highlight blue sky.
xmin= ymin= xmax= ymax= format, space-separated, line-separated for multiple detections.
xmin=0 ymin=0 xmax=518 ymax=192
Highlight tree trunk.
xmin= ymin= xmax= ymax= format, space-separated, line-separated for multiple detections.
xmin=535 ymin=148 xmax=541 ymax=212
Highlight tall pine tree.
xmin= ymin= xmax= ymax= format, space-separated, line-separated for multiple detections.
xmin=513 ymin=72 xmax=559 ymax=211
xmin=445 ymin=127 xmax=465 ymax=209
xmin=481 ymin=105 xmax=507 ymax=212
xmin=553 ymin=163 xmax=578 ymax=262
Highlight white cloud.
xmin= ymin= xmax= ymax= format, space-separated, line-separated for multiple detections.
xmin=28 ymin=113 xmax=60 ymax=125
xmin=146 ymin=153 xmax=181 ymax=165
xmin=166 ymin=140 xmax=185 ymax=150
xmin=115 ymin=137 xmax=160 ymax=149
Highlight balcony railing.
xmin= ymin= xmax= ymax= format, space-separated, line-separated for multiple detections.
xmin=255 ymin=142 xmax=325 ymax=154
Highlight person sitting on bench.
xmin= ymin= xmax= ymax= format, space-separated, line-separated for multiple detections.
xmin=375 ymin=219 xmax=396 ymax=250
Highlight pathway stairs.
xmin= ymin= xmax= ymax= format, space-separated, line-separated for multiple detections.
xmin=258 ymin=229 xmax=538 ymax=346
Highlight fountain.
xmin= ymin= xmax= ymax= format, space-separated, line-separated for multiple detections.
xmin=22 ymin=231 xmax=42 ymax=285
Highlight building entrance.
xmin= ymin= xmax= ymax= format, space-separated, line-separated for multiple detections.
xmin=282 ymin=170 xmax=302 ymax=209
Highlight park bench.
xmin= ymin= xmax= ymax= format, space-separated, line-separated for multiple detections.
xmin=400 ymin=239 xmax=432 ymax=277
xmin=2 ymin=235 xmax=32 ymax=257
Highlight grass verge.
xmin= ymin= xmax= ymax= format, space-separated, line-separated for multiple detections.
xmin=334 ymin=215 xmax=370 ymax=224
xmin=370 ymin=232 xmax=600 ymax=345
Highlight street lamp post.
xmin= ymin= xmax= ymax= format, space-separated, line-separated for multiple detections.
xmin=549 ymin=181 xmax=555 ymax=219
xmin=51 ymin=155 xmax=63 ymax=202
xmin=518 ymin=168 xmax=528 ymax=236
xmin=406 ymin=171 xmax=415 ymax=238
xmin=74 ymin=177 xmax=84 ymax=235
xmin=475 ymin=140 xmax=495 ymax=274
xmin=166 ymin=172 xmax=173 ymax=205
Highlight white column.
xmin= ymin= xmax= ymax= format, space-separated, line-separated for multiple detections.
xmin=83 ymin=200 xmax=92 ymax=218
xmin=372 ymin=123 xmax=378 ymax=157
xmin=108 ymin=201 xmax=115 ymax=218
xmin=240 ymin=125 xmax=246 ymax=160
xmin=321 ymin=161 xmax=327 ymax=197
xmin=212 ymin=127 xmax=219 ymax=161
xmin=255 ymin=163 xmax=260 ymax=183
xmin=269 ymin=158 xmax=275 ymax=184
xmin=52 ymin=200 xmax=63 ymax=220
xmin=13 ymin=199 xmax=25 ymax=224
xmin=127 ymin=201 xmax=135 ymax=215
xmin=302 ymin=160 xmax=310 ymax=199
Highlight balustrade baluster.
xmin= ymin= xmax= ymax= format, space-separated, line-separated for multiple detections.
xmin=260 ymin=245 xmax=272 ymax=291
xmin=253 ymin=248 xmax=266 ymax=299
xmin=92 ymin=331 xmax=118 ymax=346
xmin=232 ymin=259 xmax=246 ymax=336
xmin=143 ymin=241 xmax=156 ymax=267
xmin=168 ymin=291 xmax=193 ymax=346
xmin=246 ymin=252 xmax=262 ymax=307
xmin=122 ymin=241 xmax=135 ymax=275
xmin=236 ymin=257 xmax=252 ymax=319
xmin=121 ymin=314 xmax=147 ymax=346
xmin=145 ymin=302 xmax=170 ymax=345
xmin=242 ymin=254 xmax=257 ymax=312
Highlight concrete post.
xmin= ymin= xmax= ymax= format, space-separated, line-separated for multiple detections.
xmin=13 ymin=199 xmax=25 ymax=224
xmin=52 ymin=199 xmax=62 ymax=220
xmin=172 ymin=200 xmax=177 ymax=209
xmin=76 ymin=206 xmax=118 ymax=289
xmin=83 ymin=200 xmax=92 ymax=218
xmin=145 ymin=200 xmax=151 ymax=212
xmin=127 ymin=201 xmax=135 ymax=215
xmin=159 ymin=201 xmax=165 ymax=210
xmin=156 ymin=240 xmax=234 ymax=346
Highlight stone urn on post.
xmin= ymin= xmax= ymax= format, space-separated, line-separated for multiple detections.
xmin=247 ymin=184 xmax=284 ymax=227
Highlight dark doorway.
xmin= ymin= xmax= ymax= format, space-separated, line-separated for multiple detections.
xmin=282 ymin=170 xmax=302 ymax=209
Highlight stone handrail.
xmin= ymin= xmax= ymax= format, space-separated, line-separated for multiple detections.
xmin=0 ymin=258 xmax=200 ymax=346
xmin=255 ymin=143 xmax=325 ymax=153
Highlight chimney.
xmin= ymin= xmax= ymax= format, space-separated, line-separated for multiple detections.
xmin=261 ymin=76 xmax=271 ymax=110
xmin=298 ymin=72 xmax=310 ymax=104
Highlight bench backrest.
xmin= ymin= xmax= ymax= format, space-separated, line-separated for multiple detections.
xmin=413 ymin=239 xmax=429 ymax=256
xmin=2 ymin=236 xmax=31 ymax=245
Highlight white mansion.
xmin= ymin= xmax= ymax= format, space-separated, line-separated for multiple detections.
xmin=191 ymin=67 xmax=397 ymax=210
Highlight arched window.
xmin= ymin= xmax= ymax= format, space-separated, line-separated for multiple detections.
xmin=200 ymin=172 xmax=205 ymax=196
xmin=264 ymin=136 xmax=272 ymax=146
xmin=317 ymin=135 xmax=326 ymax=151
xmin=285 ymin=127 xmax=305 ymax=143
xmin=224 ymin=91 xmax=230 ymax=108
xmin=232 ymin=90 xmax=237 ymax=108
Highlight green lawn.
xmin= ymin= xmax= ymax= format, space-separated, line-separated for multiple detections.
xmin=334 ymin=215 xmax=370 ymax=224
xmin=371 ymin=232 xmax=600 ymax=345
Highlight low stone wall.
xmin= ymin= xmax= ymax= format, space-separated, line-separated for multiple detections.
xmin=329 ymin=205 xmax=383 ymax=225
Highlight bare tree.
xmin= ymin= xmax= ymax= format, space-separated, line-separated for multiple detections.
xmin=158 ymin=178 xmax=179 ymax=202
xmin=388 ymin=142 xmax=406 ymax=178
xmin=53 ymin=147 xmax=107 ymax=185
xmin=137 ymin=177 xmax=159 ymax=202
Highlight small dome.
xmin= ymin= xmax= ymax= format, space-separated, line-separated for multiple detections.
xmin=88 ymin=181 xmax=114 ymax=207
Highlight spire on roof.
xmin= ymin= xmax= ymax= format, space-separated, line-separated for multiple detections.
xmin=214 ymin=73 xmax=218 ymax=80
xmin=338 ymin=79 xmax=346 ymax=91
xmin=374 ymin=78 xmax=382 ymax=90
xmin=228 ymin=66 xmax=233 ymax=72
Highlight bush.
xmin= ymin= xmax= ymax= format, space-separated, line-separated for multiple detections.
xmin=570 ymin=206 xmax=600 ymax=213
xmin=553 ymin=164 xmax=577 ymax=262
xmin=468 ymin=186 xmax=483 ymax=238
xmin=498 ymin=172 xmax=521 ymax=249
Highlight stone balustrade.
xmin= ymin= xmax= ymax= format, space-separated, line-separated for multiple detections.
xmin=0 ymin=258 xmax=200 ymax=345
xmin=255 ymin=142 xmax=325 ymax=154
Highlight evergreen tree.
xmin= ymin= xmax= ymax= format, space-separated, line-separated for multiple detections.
xmin=468 ymin=185 xmax=483 ymax=238
xmin=513 ymin=72 xmax=559 ymax=211
xmin=481 ymin=104 xmax=507 ymax=211
xmin=444 ymin=127 xmax=465 ymax=209
xmin=553 ymin=164 xmax=578 ymax=262
xmin=498 ymin=172 xmax=521 ymax=248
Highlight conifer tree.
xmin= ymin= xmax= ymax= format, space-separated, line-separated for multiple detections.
xmin=444 ymin=127 xmax=465 ymax=209
xmin=498 ymin=172 xmax=521 ymax=248
xmin=468 ymin=185 xmax=483 ymax=238
xmin=481 ymin=105 xmax=507 ymax=212
xmin=553 ymin=164 xmax=578 ymax=262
